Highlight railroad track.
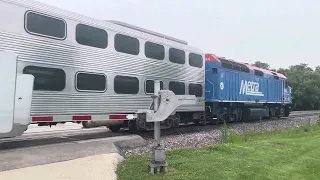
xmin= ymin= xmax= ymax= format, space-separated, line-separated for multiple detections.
xmin=138 ymin=110 xmax=320 ymax=139
xmin=0 ymin=110 xmax=319 ymax=150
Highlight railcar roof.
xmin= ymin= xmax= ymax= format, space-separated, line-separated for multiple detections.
xmin=205 ymin=53 xmax=287 ymax=79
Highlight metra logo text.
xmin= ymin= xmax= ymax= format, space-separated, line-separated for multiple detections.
xmin=239 ymin=80 xmax=264 ymax=96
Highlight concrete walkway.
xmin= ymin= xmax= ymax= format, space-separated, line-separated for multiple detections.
xmin=0 ymin=131 xmax=146 ymax=180
xmin=0 ymin=153 xmax=123 ymax=180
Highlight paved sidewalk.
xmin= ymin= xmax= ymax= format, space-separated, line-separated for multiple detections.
xmin=0 ymin=153 xmax=123 ymax=180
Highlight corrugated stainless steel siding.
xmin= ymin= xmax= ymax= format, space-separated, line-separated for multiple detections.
xmin=0 ymin=0 xmax=205 ymax=115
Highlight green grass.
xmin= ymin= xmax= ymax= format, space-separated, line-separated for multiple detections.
xmin=117 ymin=124 xmax=320 ymax=180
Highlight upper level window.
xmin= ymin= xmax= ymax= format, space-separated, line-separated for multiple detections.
xmin=169 ymin=48 xmax=185 ymax=64
xmin=23 ymin=66 xmax=66 ymax=91
xmin=76 ymin=72 xmax=106 ymax=92
xmin=145 ymin=80 xmax=164 ymax=94
xmin=25 ymin=11 xmax=66 ymax=39
xmin=76 ymin=24 xmax=108 ymax=49
xmin=115 ymin=34 xmax=139 ymax=55
xmin=145 ymin=41 xmax=165 ymax=60
xmin=189 ymin=53 xmax=203 ymax=68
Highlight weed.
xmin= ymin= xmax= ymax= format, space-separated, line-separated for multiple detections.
xmin=259 ymin=116 xmax=264 ymax=133
xmin=242 ymin=122 xmax=249 ymax=142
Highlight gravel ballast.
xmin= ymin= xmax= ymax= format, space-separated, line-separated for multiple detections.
xmin=120 ymin=115 xmax=320 ymax=156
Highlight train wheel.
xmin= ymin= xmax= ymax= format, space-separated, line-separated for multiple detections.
xmin=199 ymin=119 xmax=207 ymax=126
xmin=128 ymin=119 xmax=140 ymax=133
xmin=82 ymin=121 xmax=90 ymax=128
xmin=108 ymin=126 xmax=121 ymax=133
xmin=165 ymin=119 xmax=174 ymax=129
xmin=269 ymin=111 xmax=273 ymax=120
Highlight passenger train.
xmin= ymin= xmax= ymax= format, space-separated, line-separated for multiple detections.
xmin=0 ymin=0 xmax=292 ymax=137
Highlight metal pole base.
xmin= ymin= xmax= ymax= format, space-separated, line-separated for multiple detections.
xmin=149 ymin=145 xmax=168 ymax=174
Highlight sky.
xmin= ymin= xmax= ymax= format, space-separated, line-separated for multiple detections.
xmin=37 ymin=0 xmax=320 ymax=70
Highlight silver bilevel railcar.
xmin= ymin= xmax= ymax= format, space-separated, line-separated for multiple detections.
xmin=0 ymin=0 xmax=205 ymax=133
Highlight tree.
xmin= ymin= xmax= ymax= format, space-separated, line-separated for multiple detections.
xmin=251 ymin=61 xmax=270 ymax=70
xmin=270 ymin=63 xmax=320 ymax=111
xmin=246 ymin=60 xmax=320 ymax=111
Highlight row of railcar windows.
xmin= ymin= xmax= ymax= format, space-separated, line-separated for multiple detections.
xmin=23 ymin=66 xmax=203 ymax=97
xmin=25 ymin=11 xmax=203 ymax=68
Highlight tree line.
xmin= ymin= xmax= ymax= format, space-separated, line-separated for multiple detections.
xmin=251 ymin=61 xmax=320 ymax=111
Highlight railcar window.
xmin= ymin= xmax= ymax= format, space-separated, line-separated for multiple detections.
xmin=189 ymin=53 xmax=203 ymax=68
xmin=254 ymin=70 xmax=264 ymax=76
xmin=23 ymin=66 xmax=65 ymax=91
xmin=169 ymin=81 xmax=185 ymax=95
xmin=145 ymin=80 xmax=164 ymax=94
xmin=76 ymin=72 xmax=106 ymax=92
xmin=115 ymin=34 xmax=139 ymax=55
xmin=169 ymin=48 xmax=185 ymax=64
xmin=25 ymin=11 xmax=66 ymax=39
xmin=189 ymin=83 xmax=203 ymax=97
xmin=76 ymin=24 xmax=108 ymax=49
xmin=114 ymin=75 xmax=139 ymax=94
xmin=145 ymin=42 xmax=165 ymax=60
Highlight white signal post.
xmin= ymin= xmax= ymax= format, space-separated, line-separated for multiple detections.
xmin=142 ymin=80 xmax=197 ymax=174
xmin=153 ymin=80 xmax=161 ymax=147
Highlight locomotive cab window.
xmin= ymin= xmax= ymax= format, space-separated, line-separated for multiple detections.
xmin=115 ymin=34 xmax=139 ymax=55
xmin=76 ymin=72 xmax=106 ymax=92
xmin=114 ymin=75 xmax=139 ymax=94
xmin=169 ymin=48 xmax=185 ymax=64
xmin=23 ymin=66 xmax=66 ymax=91
xmin=76 ymin=24 xmax=108 ymax=49
xmin=25 ymin=11 xmax=66 ymax=39
xmin=145 ymin=41 xmax=165 ymax=60
xmin=286 ymin=79 xmax=291 ymax=88
xmin=169 ymin=81 xmax=185 ymax=95
xmin=189 ymin=83 xmax=203 ymax=97
xmin=189 ymin=53 xmax=203 ymax=68
xmin=145 ymin=80 xmax=164 ymax=94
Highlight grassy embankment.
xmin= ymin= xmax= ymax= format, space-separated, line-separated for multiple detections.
xmin=117 ymin=120 xmax=320 ymax=180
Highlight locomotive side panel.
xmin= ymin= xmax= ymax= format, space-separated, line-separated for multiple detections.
xmin=267 ymin=78 xmax=282 ymax=103
xmin=213 ymin=69 xmax=269 ymax=103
